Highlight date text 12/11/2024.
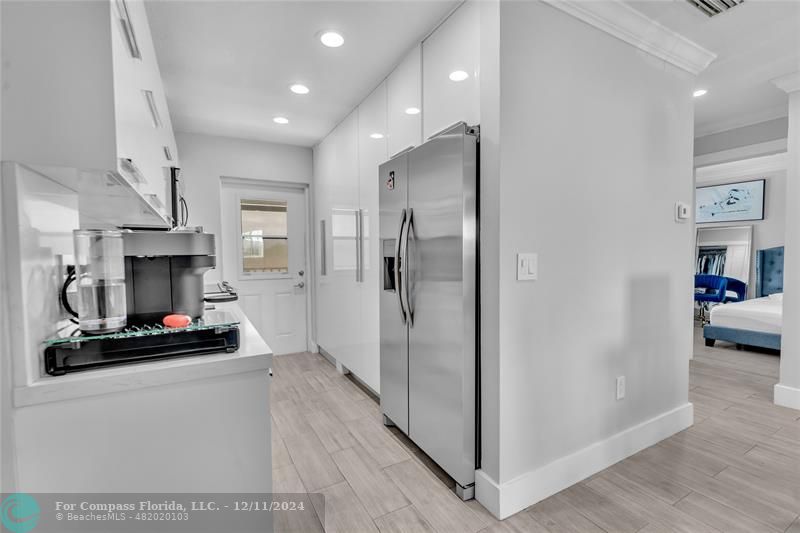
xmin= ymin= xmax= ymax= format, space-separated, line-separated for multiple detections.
xmin=54 ymin=499 xmax=306 ymax=513
xmin=2 ymin=493 xmax=323 ymax=533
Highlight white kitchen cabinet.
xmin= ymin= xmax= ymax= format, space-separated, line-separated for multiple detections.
xmin=2 ymin=0 xmax=177 ymax=224
xmin=111 ymin=0 xmax=179 ymax=215
xmin=313 ymin=1 xmax=483 ymax=393
xmin=422 ymin=0 xmax=480 ymax=139
xmin=387 ymin=45 xmax=422 ymax=158
xmin=313 ymin=84 xmax=386 ymax=393
xmin=355 ymin=82 xmax=387 ymax=391
xmin=313 ymin=134 xmax=335 ymax=350
xmin=315 ymin=111 xmax=361 ymax=375
xmin=329 ymin=112 xmax=360 ymax=276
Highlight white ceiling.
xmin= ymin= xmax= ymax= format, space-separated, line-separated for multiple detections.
xmin=627 ymin=0 xmax=800 ymax=137
xmin=145 ymin=0 xmax=459 ymax=147
xmin=148 ymin=0 xmax=800 ymax=146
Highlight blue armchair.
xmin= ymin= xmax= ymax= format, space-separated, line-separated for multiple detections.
xmin=695 ymin=275 xmax=728 ymax=324
xmin=723 ymin=277 xmax=747 ymax=303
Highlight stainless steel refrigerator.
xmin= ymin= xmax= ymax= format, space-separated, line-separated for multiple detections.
xmin=379 ymin=122 xmax=478 ymax=500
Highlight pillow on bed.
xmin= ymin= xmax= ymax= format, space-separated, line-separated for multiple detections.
xmin=768 ymin=293 xmax=784 ymax=302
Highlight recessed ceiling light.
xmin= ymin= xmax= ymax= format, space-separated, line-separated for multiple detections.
xmin=449 ymin=70 xmax=469 ymax=82
xmin=290 ymin=84 xmax=309 ymax=95
xmin=273 ymin=116 xmax=289 ymax=124
xmin=405 ymin=107 xmax=421 ymax=115
xmin=369 ymin=133 xmax=384 ymax=139
xmin=693 ymin=89 xmax=708 ymax=98
xmin=320 ymin=31 xmax=344 ymax=48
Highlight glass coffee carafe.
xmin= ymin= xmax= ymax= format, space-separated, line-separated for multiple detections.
xmin=73 ymin=229 xmax=127 ymax=333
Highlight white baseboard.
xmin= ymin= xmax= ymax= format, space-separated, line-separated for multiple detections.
xmin=475 ymin=403 xmax=694 ymax=519
xmin=774 ymin=384 xmax=800 ymax=410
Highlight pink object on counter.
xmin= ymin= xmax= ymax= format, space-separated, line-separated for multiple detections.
xmin=163 ymin=314 xmax=192 ymax=328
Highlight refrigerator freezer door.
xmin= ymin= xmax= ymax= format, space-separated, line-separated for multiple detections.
xmin=407 ymin=126 xmax=477 ymax=488
xmin=379 ymin=154 xmax=410 ymax=434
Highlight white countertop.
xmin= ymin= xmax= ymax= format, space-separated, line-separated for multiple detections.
xmin=14 ymin=303 xmax=272 ymax=408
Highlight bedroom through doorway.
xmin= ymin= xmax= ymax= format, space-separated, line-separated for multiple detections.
xmin=692 ymin=154 xmax=786 ymax=413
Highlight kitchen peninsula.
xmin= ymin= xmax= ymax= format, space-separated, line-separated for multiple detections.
xmin=1 ymin=163 xmax=272 ymax=495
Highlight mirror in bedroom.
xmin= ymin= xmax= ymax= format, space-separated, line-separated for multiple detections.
xmin=694 ymin=225 xmax=753 ymax=325
xmin=696 ymin=225 xmax=753 ymax=286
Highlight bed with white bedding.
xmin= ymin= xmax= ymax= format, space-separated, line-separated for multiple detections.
xmin=703 ymin=246 xmax=784 ymax=351
xmin=704 ymin=293 xmax=782 ymax=350
xmin=710 ymin=293 xmax=783 ymax=334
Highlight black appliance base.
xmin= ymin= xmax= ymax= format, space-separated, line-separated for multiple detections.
xmin=44 ymin=326 xmax=239 ymax=376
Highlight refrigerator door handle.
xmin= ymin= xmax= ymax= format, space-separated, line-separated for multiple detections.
xmin=395 ymin=209 xmax=407 ymax=324
xmin=402 ymin=208 xmax=414 ymax=327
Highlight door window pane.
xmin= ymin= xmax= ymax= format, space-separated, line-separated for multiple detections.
xmin=241 ymin=199 xmax=288 ymax=273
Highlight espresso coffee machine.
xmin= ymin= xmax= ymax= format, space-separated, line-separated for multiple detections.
xmin=122 ymin=228 xmax=216 ymax=324
xmin=45 ymin=227 xmax=239 ymax=376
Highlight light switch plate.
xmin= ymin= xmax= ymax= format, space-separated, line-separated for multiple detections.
xmin=517 ymin=253 xmax=538 ymax=281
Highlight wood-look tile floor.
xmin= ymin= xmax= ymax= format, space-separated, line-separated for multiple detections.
xmin=272 ymin=328 xmax=800 ymax=532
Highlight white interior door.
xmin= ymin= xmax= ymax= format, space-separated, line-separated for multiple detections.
xmin=221 ymin=181 xmax=308 ymax=355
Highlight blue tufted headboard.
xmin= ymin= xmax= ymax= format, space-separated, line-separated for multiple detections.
xmin=756 ymin=246 xmax=784 ymax=298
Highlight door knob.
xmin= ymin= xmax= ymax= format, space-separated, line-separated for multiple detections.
xmin=294 ymin=281 xmax=305 ymax=289
xmin=298 ymin=270 xmax=305 ymax=276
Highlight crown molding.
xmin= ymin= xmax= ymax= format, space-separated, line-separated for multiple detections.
xmin=542 ymin=0 xmax=717 ymax=75
xmin=694 ymin=106 xmax=789 ymax=138
xmin=771 ymin=72 xmax=800 ymax=94
xmin=695 ymin=152 xmax=788 ymax=184
xmin=694 ymin=139 xmax=787 ymax=169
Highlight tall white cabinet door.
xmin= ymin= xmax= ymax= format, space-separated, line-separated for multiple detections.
xmin=313 ymin=137 xmax=336 ymax=350
xmin=323 ymin=112 xmax=362 ymax=367
xmin=422 ymin=0 xmax=480 ymax=139
xmin=356 ymin=82 xmax=388 ymax=392
xmin=387 ymin=45 xmax=422 ymax=158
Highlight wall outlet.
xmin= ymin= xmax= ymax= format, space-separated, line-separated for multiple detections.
xmin=616 ymin=376 xmax=626 ymax=400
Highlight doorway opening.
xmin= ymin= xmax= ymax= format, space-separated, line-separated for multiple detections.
xmin=220 ymin=177 xmax=311 ymax=355
xmin=690 ymin=162 xmax=787 ymax=429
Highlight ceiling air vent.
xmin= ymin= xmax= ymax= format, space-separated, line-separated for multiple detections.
xmin=686 ymin=0 xmax=743 ymax=17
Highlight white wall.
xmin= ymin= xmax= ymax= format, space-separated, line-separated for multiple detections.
xmin=693 ymin=119 xmax=788 ymax=168
xmin=697 ymin=171 xmax=787 ymax=296
xmin=175 ymin=132 xmax=312 ymax=283
xmin=478 ymin=0 xmax=695 ymax=516
xmin=776 ymin=85 xmax=800 ymax=409
xmin=695 ymin=117 xmax=788 ymax=156
xmin=477 ymin=0 xmax=501 ymax=492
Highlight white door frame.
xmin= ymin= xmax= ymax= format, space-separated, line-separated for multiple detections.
xmin=219 ymin=176 xmax=315 ymax=353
